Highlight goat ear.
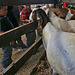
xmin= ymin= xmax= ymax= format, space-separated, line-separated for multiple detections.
xmin=40 ymin=16 xmax=43 ymax=25
xmin=37 ymin=15 xmax=43 ymax=26
xmin=65 ymin=10 xmax=73 ymax=21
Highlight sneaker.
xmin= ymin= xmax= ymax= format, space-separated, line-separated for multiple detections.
xmin=12 ymin=44 xmax=19 ymax=50
xmin=18 ymin=45 xmax=27 ymax=51
xmin=18 ymin=47 xmax=27 ymax=51
xmin=12 ymin=48 xmax=16 ymax=50
xmin=12 ymin=46 xmax=19 ymax=50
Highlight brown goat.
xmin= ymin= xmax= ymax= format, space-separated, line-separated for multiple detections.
xmin=52 ymin=8 xmax=75 ymax=20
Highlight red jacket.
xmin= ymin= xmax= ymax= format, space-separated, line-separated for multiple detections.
xmin=21 ymin=8 xmax=32 ymax=24
xmin=62 ymin=2 xmax=68 ymax=8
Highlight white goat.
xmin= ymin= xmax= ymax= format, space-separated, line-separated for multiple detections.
xmin=43 ymin=22 xmax=75 ymax=75
xmin=30 ymin=8 xmax=75 ymax=75
xmin=48 ymin=8 xmax=75 ymax=33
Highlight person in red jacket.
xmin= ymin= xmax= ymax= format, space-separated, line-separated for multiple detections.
xmin=21 ymin=5 xmax=32 ymax=24
xmin=62 ymin=2 xmax=68 ymax=8
xmin=21 ymin=5 xmax=36 ymax=48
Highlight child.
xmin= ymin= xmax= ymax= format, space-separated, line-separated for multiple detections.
xmin=21 ymin=5 xmax=36 ymax=48
xmin=0 ymin=6 xmax=14 ymax=70
xmin=21 ymin=5 xmax=31 ymax=24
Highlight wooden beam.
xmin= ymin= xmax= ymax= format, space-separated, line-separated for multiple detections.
xmin=0 ymin=37 xmax=43 ymax=75
xmin=0 ymin=0 xmax=57 ymax=6
xmin=67 ymin=1 xmax=75 ymax=5
xmin=0 ymin=21 xmax=38 ymax=47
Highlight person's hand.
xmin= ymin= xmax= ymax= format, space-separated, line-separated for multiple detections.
xmin=25 ymin=19 xmax=31 ymax=23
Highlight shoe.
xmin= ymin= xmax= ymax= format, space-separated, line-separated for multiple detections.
xmin=18 ymin=45 xmax=27 ymax=51
xmin=12 ymin=48 xmax=15 ymax=50
xmin=12 ymin=44 xmax=19 ymax=50
xmin=18 ymin=47 xmax=27 ymax=51
xmin=12 ymin=47 xmax=19 ymax=50
xmin=12 ymin=46 xmax=19 ymax=50
xmin=17 ymin=44 xmax=27 ymax=51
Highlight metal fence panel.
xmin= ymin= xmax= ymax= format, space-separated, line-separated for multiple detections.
xmin=0 ymin=0 xmax=57 ymax=6
xmin=62 ymin=0 xmax=75 ymax=2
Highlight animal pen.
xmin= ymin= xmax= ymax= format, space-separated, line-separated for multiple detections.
xmin=0 ymin=0 xmax=57 ymax=75
xmin=0 ymin=0 xmax=75 ymax=75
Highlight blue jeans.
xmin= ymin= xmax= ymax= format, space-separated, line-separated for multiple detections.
xmin=2 ymin=45 xmax=12 ymax=70
xmin=26 ymin=30 xmax=36 ymax=48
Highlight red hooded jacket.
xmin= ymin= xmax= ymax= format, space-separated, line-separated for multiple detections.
xmin=62 ymin=2 xmax=68 ymax=8
xmin=21 ymin=8 xmax=32 ymax=24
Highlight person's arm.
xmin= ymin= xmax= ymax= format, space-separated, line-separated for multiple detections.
xmin=21 ymin=9 xmax=29 ymax=20
xmin=25 ymin=19 xmax=31 ymax=23
xmin=0 ymin=31 xmax=4 ymax=34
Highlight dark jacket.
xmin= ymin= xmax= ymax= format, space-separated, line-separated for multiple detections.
xmin=0 ymin=16 xmax=14 ymax=31
xmin=7 ymin=6 xmax=19 ymax=27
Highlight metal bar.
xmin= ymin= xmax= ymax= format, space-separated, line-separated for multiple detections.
xmin=0 ymin=37 xmax=43 ymax=75
xmin=0 ymin=0 xmax=57 ymax=6
xmin=62 ymin=0 xmax=75 ymax=2
xmin=0 ymin=21 xmax=38 ymax=47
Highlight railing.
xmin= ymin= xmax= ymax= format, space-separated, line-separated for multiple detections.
xmin=0 ymin=37 xmax=43 ymax=75
xmin=0 ymin=20 xmax=43 ymax=75
xmin=0 ymin=0 xmax=53 ymax=74
xmin=0 ymin=21 xmax=38 ymax=47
